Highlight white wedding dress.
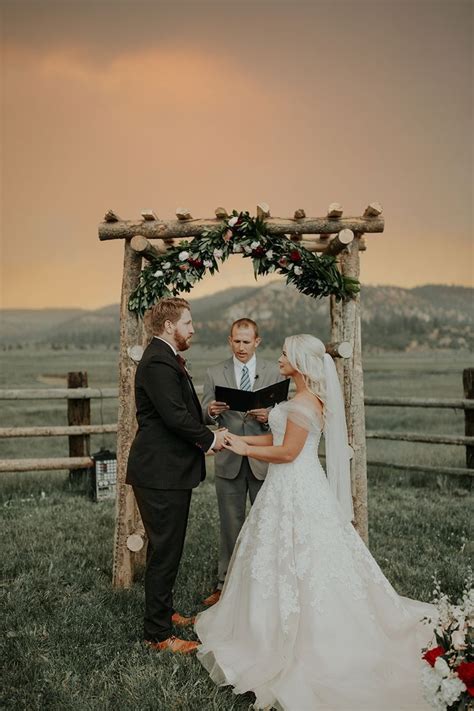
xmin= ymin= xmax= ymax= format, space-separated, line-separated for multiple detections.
xmin=195 ymin=400 xmax=435 ymax=711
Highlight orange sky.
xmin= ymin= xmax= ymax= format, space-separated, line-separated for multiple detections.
xmin=1 ymin=0 xmax=472 ymax=309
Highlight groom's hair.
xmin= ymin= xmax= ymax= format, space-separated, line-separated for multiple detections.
xmin=147 ymin=297 xmax=191 ymax=335
xmin=230 ymin=318 xmax=259 ymax=337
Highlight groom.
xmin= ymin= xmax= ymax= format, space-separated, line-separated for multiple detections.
xmin=126 ymin=297 xmax=227 ymax=654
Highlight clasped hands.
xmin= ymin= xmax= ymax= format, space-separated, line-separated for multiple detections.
xmin=211 ymin=428 xmax=249 ymax=456
xmin=208 ymin=401 xmax=268 ymax=424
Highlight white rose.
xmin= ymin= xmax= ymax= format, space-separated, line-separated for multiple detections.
xmin=233 ymin=244 xmax=243 ymax=253
xmin=440 ymin=676 xmax=466 ymax=706
xmin=434 ymin=657 xmax=450 ymax=678
xmin=213 ymin=248 xmax=223 ymax=259
xmin=162 ymin=262 xmax=171 ymax=270
xmin=178 ymin=251 xmax=189 ymax=261
xmin=153 ymin=270 xmax=163 ymax=277
xmin=265 ymin=249 xmax=273 ymax=259
xmin=451 ymin=629 xmax=466 ymax=650
xmin=244 ymin=245 xmax=252 ymax=254
xmin=228 ymin=216 xmax=239 ymax=227
xmin=203 ymin=260 xmax=213 ymax=268
xmin=250 ymin=241 xmax=260 ymax=249
xmin=294 ymin=266 xmax=303 ymax=276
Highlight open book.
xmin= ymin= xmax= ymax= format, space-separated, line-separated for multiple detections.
xmin=215 ymin=379 xmax=290 ymax=413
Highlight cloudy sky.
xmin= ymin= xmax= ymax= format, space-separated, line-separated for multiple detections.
xmin=1 ymin=0 xmax=472 ymax=309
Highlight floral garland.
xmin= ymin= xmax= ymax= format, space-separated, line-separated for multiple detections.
xmin=128 ymin=211 xmax=360 ymax=316
xmin=421 ymin=575 xmax=473 ymax=710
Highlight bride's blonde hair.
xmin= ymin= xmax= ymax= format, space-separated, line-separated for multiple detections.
xmin=284 ymin=334 xmax=327 ymax=407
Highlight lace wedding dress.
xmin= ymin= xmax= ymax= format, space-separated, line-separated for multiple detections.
xmin=195 ymin=400 xmax=435 ymax=711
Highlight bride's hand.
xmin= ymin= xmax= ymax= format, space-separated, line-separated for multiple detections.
xmin=223 ymin=433 xmax=249 ymax=456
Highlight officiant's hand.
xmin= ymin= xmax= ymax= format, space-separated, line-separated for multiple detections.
xmin=222 ymin=433 xmax=249 ymax=457
xmin=208 ymin=400 xmax=230 ymax=418
xmin=246 ymin=408 xmax=268 ymax=424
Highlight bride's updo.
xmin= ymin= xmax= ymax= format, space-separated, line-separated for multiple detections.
xmin=284 ymin=334 xmax=327 ymax=406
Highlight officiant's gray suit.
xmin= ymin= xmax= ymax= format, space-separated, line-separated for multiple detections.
xmin=202 ymin=357 xmax=284 ymax=589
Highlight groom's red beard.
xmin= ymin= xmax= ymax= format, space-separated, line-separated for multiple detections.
xmin=175 ymin=333 xmax=191 ymax=351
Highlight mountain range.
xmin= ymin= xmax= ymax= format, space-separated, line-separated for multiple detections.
xmin=1 ymin=284 xmax=472 ymax=352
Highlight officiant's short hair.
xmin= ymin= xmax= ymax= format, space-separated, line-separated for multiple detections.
xmin=147 ymin=297 xmax=191 ymax=335
xmin=230 ymin=318 xmax=259 ymax=337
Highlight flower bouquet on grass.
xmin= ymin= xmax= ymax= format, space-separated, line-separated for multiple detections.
xmin=422 ymin=575 xmax=473 ymax=710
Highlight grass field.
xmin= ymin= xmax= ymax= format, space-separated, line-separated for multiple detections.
xmin=1 ymin=464 xmax=472 ymax=710
xmin=1 ymin=346 xmax=473 ymax=709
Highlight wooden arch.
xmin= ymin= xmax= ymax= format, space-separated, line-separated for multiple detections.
xmin=98 ymin=202 xmax=385 ymax=588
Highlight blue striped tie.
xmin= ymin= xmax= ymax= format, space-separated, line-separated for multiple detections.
xmin=240 ymin=364 xmax=252 ymax=391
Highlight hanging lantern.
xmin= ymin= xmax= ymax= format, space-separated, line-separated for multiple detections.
xmin=91 ymin=448 xmax=117 ymax=501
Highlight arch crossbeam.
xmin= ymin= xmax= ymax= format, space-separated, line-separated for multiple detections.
xmin=99 ymin=214 xmax=384 ymax=241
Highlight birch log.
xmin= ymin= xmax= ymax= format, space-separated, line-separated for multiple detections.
xmin=323 ymin=229 xmax=354 ymax=256
xmin=112 ymin=240 xmax=144 ymax=589
xmin=330 ymin=236 xmax=368 ymax=543
xmin=99 ymin=215 xmax=384 ymax=241
xmin=130 ymin=235 xmax=167 ymax=260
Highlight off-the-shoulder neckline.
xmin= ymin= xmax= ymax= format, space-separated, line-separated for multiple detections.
xmin=275 ymin=398 xmax=324 ymax=428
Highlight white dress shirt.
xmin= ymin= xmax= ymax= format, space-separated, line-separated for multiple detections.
xmin=233 ymin=354 xmax=257 ymax=389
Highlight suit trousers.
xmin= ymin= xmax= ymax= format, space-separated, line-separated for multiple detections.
xmin=132 ymin=485 xmax=192 ymax=642
xmin=215 ymin=457 xmax=264 ymax=589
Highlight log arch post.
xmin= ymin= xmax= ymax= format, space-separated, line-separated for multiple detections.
xmin=330 ymin=235 xmax=368 ymax=543
xmin=112 ymin=239 xmax=144 ymax=588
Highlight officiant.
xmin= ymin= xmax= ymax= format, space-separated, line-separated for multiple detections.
xmin=201 ymin=318 xmax=284 ymax=606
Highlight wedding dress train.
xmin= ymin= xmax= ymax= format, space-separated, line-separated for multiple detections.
xmin=195 ymin=400 xmax=435 ymax=711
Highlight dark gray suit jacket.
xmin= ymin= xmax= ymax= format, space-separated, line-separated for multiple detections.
xmin=126 ymin=338 xmax=214 ymax=490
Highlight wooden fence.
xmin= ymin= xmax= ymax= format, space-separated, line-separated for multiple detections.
xmin=0 ymin=369 xmax=473 ymax=478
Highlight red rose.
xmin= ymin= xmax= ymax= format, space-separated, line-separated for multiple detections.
xmin=278 ymin=256 xmax=288 ymax=267
xmin=189 ymin=258 xmax=203 ymax=268
xmin=251 ymin=246 xmax=265 ymax=257
xmin=422 ymin=646 xmax=446 ymax=667
xmin=456 ymin=662 xmax=474 ymax=696
xmin=290 ymin=250 xmax=302 ymax=262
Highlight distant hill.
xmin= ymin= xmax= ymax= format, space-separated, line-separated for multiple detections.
xmin=1 ymin=284 xmax=472 ymax=352
xmin=0 ymin=308 xmax=86 ymax=343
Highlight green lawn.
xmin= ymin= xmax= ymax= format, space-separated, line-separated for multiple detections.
xmin=1 ymin=347 xmax=473 ymax=709
xmin=1 ymin=463 xmax=472 ymax=710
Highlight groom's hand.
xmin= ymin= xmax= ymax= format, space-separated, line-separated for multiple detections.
xmin=212 ymin=429 xmax=228 ymax=451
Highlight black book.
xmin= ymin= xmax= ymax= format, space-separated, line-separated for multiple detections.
xmin=215 ymin=379 xmax=290 ymax=413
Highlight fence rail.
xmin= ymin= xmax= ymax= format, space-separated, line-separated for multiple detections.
xmin=0 ymin=457 xmax=93 ymax=473
xmin=0 ymin=388 xmax=118 ymax=400
xmin=1 ymin=368 xmax=473 ymax=477
xmin=0 ymin=424 xmax=118 ymax=438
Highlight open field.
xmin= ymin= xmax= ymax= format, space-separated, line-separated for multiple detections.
xmin=0 ymin=346 xmax=471 ymax=471
xmin=1 ymin=346 xmax=472 ymax=709
xmin=1 ymin=465 xmax=472 ymax=710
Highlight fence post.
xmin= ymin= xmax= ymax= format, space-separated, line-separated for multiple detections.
xmin=463 ymin=368 xmax=474 ymax=469
xmin=67 ymin=371 xmax=91 ymax=486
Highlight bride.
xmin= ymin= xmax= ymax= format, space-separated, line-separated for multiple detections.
xmin=195 ymin=334 xmax=435 ymax=711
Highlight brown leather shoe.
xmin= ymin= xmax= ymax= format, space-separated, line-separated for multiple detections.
xmin=145 ymin=636 xmax=198 ymax=654
xmin=202 ymin=589 xmax=221 ymax=606
xmin=171 ymin=612 xmax=196 ymax=627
